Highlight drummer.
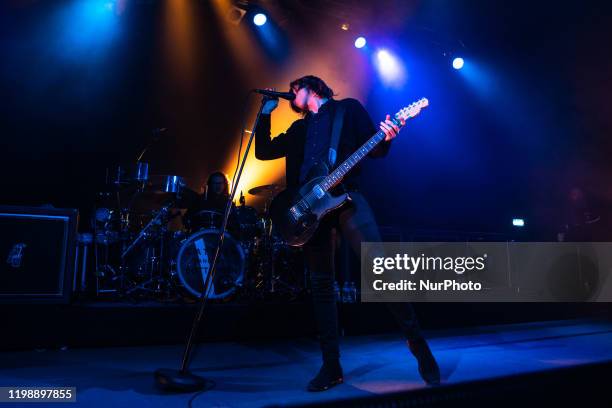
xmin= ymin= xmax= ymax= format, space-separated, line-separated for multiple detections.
xmin=201 ymin=171 xmax=231 ymax=211
xmin=184 ymin=172 xmax=236 ymax=231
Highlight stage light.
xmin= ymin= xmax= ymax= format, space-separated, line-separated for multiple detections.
xmin=375 ymin=49 xmax=402 ymax=80
xmin=512 ymin=218 xmax=525 ymax=227
xmin=453 ymin=57 xmax=464 ymax=70
xmin=253 ymin=13 xmax=267 ymax=26
xmin=354 ymin=36 xmax=366 ymax=49
xmin=55 ymin=0 xmax=120 ymax=58
xmin=377 ymin=49 xmax=393 ymax=63
xmin=341 ymin=23 xmax=350 ymax=31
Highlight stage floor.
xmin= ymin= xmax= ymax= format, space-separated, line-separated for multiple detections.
xmin=2 ymin=318 xmax=612 ymax=407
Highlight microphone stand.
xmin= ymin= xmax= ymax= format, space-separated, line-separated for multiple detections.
xmin=154 ymin=96 xmax=270 ymax=392
xmin=136 ymin=128 xmax=167 ymax=163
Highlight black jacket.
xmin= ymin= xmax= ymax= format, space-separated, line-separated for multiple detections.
xmin=255 ymin=98 xmax=392 ymax=190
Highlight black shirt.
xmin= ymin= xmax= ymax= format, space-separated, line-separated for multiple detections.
xmin=255 ymin=98 xmax=392 ymax=190
xmin=299 ymin=99 xmax=333 ymax=182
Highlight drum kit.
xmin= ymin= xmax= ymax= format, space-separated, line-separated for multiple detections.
xmin=91 ymin=161 xmax=306 ymax=302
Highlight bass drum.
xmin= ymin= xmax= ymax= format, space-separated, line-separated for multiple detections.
xmin=175 ymin=229 xmax=245 ymax=300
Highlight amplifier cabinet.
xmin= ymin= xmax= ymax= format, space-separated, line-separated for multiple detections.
xmin=0 ymin=206 xmax=78 ymax=304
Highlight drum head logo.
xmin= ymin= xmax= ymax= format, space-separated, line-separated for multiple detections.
xmin=194 ymin=238 xmax=215 ymax=296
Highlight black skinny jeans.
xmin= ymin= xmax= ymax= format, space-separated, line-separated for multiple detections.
xmin=305 ymin=191 xmax=422 ymax=363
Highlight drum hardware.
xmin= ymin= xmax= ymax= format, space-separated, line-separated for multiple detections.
xmin=120 ymin=174 xmax=187 ymax=257
xmin=74 ymin=233 xmax=93 ymax=295
xmin=89 ymin=164 xmax=307 ymax=302
xmin=163 ymin=175 xmax=184 ymax=193
xmin=113 ymin=162 xmax=150 ymax=189
xmin=121 ymin=206 xmax=170 ymax=259
xmin=232 ymin=205 xmax=262 ymax=241
xmin=145 ymin=174 xmax=186 ymax=195
xmin=121 ymin=229 xmax=184 ymax=301
xmin=119 ymin=186 xmax=187 ymax=300
xmin=92 ymin=169 xmax=188 ymax=299
xmin=89 ymin=206 xmax=306 ymax=301
xmin=246 ymin=225 xmax=306 ymax=299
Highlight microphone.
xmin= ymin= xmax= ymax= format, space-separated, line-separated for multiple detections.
xmin=253 ymin=89 xmax=295 ymax=100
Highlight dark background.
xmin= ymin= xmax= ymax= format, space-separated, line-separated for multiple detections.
xmin=1 ymin=0 xmax=611 ymax=238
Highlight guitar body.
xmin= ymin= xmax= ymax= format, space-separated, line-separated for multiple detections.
xmin=269 ymin=177 xmax=350 ymax=247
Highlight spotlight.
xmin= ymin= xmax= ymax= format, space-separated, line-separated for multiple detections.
xmin=376 ymin=50 xmax=398 ymax=73
xmin=373 ymin=49 xmax=406 ymax=86
xmin=512 ymin=218 xmax=525 ymax=227
xmin=253 ymin=13 xmax=267 ymax=26
xmin=377 ymin=49 xmax=391 ymax=61
xmin=452 ymin=57 xmax=464 ymax=70
xmin=354 ymin=36 xmax=366 ymax=49
xmin=341 ymin=23 xmax=350 ymax=31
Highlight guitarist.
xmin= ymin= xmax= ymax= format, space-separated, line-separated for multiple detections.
xmin=255 ymin=75 xmax=440 ymax=391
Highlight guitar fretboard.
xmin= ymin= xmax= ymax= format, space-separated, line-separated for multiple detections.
xmin=316 ymin=96 xmax=428 ymax=192
xmin=319 ymin=123 xmax=395 ymax=191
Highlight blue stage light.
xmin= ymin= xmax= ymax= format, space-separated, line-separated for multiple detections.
xmin=375 ymin=49 xmax=402 ymax=80
xmin=55 ymin=0 xmax=120 ymax=59
xmin=512 ymin=218 xmax=525 ymax=227
xmin=253 ymin=13 xmax=267 ymax=26
xmin=453 ymin=57 xmax=464 ymax=70
xmin=354 ymin=36 xmax=366 ymax=49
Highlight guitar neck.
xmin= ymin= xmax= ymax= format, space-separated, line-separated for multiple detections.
xmin=319 ymin=123 xmax=396 ymax=192
xmin=317 ymin=97 xmax=428 ymax=192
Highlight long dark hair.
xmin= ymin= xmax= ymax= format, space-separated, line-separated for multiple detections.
xmin=289 ymin=75 xmax=335 ymax=114
xmin=205 ymin=171 xmax=229 ymax=198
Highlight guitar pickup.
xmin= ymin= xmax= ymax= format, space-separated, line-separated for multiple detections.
xmin=312 ymin=185 xmax=325 ymax=199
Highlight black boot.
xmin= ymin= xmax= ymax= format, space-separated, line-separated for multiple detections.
xmin=407 ymin=338 xmax=441 ymax=385
xmin=307 ymin=360 xmax=344 ymax=392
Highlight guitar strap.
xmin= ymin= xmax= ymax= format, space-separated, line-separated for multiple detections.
xmin=328 ymin=102 xmax=346 ymax=169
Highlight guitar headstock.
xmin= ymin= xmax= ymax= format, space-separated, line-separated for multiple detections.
xmin=395 ymin=98 xmax=429 ymax=123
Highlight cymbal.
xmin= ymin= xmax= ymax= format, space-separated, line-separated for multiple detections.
xmin=248 ymin=184 xmax=282 ymax=197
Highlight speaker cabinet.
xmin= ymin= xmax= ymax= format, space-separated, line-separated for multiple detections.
xmin=0 ymin=206 xmax=78 ymax=303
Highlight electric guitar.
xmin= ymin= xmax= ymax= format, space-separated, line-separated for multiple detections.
xmin=269 ymin=98 xmax=429 ymax=247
